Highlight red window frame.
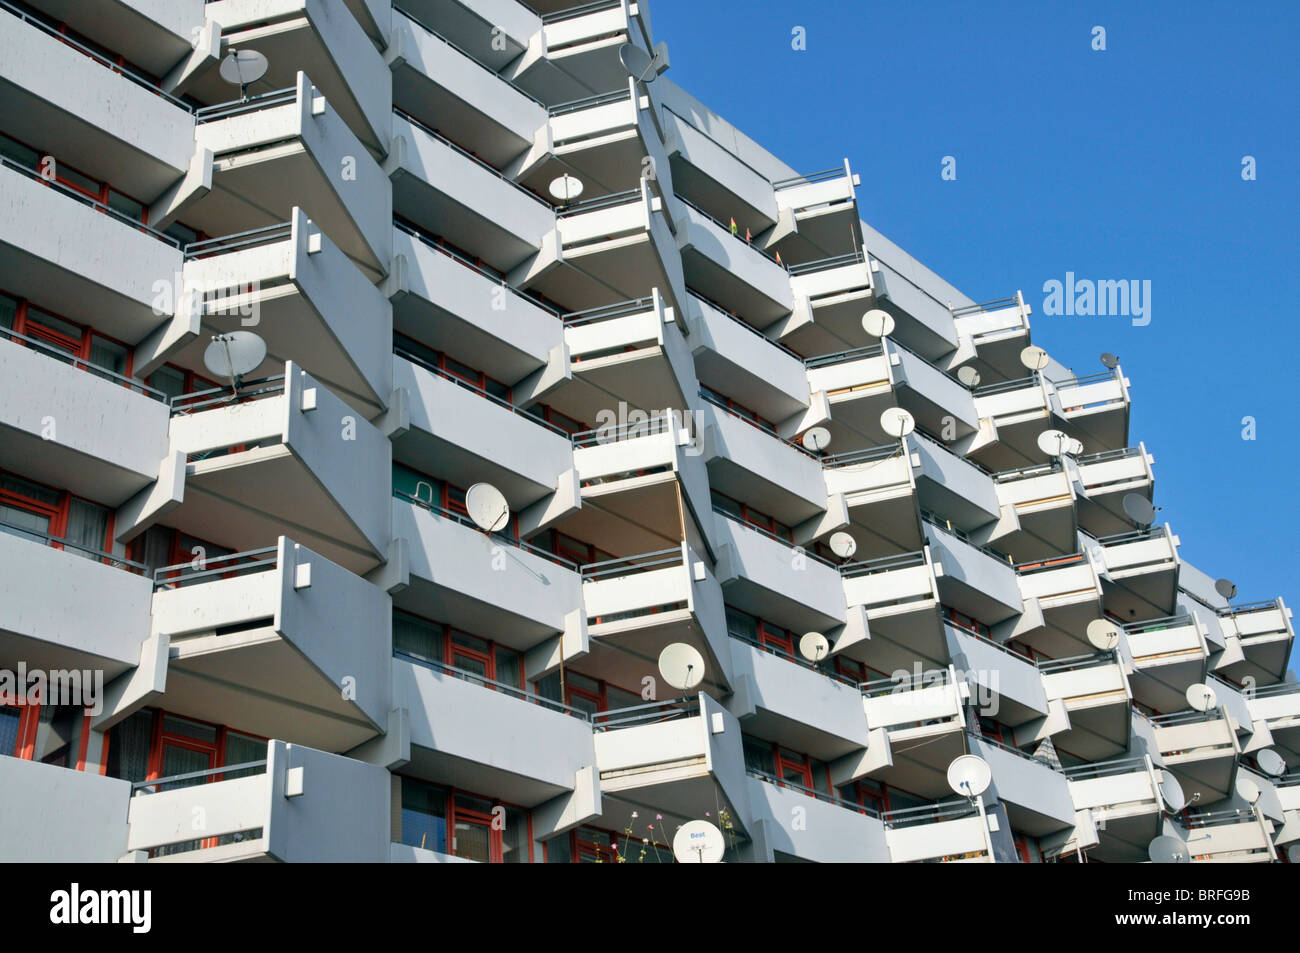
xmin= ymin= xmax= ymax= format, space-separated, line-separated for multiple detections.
xmin=1 ymin=291 xmax=136 ymax=379
xmin=0 ymin=470 xmax=113 ymax=557
xmin=397 ymin=608 xmax=527 ymax=692
xmin=712 ymin=491 xmax=793 ymax=541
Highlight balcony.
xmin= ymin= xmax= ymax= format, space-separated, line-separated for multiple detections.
xmin=968 ymin=732 xmax=1076 ymax=837
xmin=674 ymin=193 xmax=793 ymax=324
xmin=746 ymin=770 xmax=888 ymax=863
xmin=859 ymin=668 xmax=969 ymax=797
xmin=0 ymin=1 xmax=193 ymax=202
xmin=1050 ymin=367 xmax=1131 ymax=454
xmin=887 ymin=339 xmax=980 ymax=441
xmin=1057 ymin=756 xmax=1164 ymax=862
xmin=389 ymin=9 xmax=546 ymax=169
xmin=533 ymin=184 xmax=683 ymax=313
xmin=124 ymin=739 xmax=391 ymax=861
xmin=1244 ymin=681 xmax=1300 ymax=766
xmin=1012 ymin=552 xmax=1104 ymax=658
xmin=822 ymin=443 xmax=919 ymax=558
xmin=771 ymin=164 xmax=861 ymax=266
xmin=1074 ymin=445 xmax=1155 ymax=539
xmin=944 ymin=624 xmax=1049 ymax=730
xmin=883 ymin=800 xmax=991 ymax=863
xmin=804 ymin=344 xmax=894 ymax=451
xmin=699 ymin=392 xmax=827 ymax=523
xmin=0 ymin=757 xmax=133 ymax=862
xmin=867 ymin=253 xmax=959 ymax=355
xmin=582 ymin=545 xmax=731 ymax=697
xmin=0 ymin=331 xmax=170 ymax=504
xmin=969 ymin=373 xmax=1052 ymax=472
xmin=389 ymin=109 xmax=554 ymax=274
xmin=909 ymin=432 xmax=1000 ymax=536
xmin=1173 ymin=809 xmax=1276 ymax=863
xmin=185 ymin=76 xmax=391 ymax=279
xmin=592 ymin=694 xmax=751 ymax=849
xmin=1216 ymin=599 xmax=1295 ymax=686
xmin=395 ymin=349 xmax=572 ymax=505
xmin=1150 ymin=709 xmax=1241 ymax=805
xmin=394 ymin=492 xmax=582 ymax=644
xmin=950 ymin=295 xmax=1031 ymax=383
xmin=20 ymin=0 xmax=206 ymax=81
xmin=169 ymin=213 xmax=392 ymax=417
xmin=0 ymin=528 xmax=151 ymax=681
xmin=149 ymin=363 xmax=391 ymax=575
xmin=0 ymin=156 xmax=184 ymax=346
xmin=512 ymin=0 xmax=644 ymax=104
xmin=922 ymin=513 xmax=1023 ymax=629
xmin=727 ymin=638 xmax=869 ymax=766
xmin=1123 ymin=615 xmax=1210 ymax=713
xmin=712 ymin=508 xmax=847 ymax=636
xmin=992 ymin=460 xmax=1078 ymax=558
xmin=840 ymin=550 xmax=945 ymax=673
xmin=1089 ymin=525 xmax=1181 ymax=622
xmin=395 ymin=654 xmax=597 ymax=808
xmin=1039 ymin=652 xmax=1132 ymax=762
xmin=145 ymin=538 xmax=390 ymax=751
xmin=190 ymin=0 xmax=391 ymax=155
xmin=780 ymin=250 xmax=874 ymax=354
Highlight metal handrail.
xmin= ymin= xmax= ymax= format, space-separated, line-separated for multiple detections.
xmin=1218 ymin=598 xmax=1281 ymax=616
xmin=967 ymin=730 xmax=1063 ymax=771
xmin=944 ymin=618 xmax=1038 ymax=665
xmin=786 ymin=249 xmax=865 ymax=276
xmin=727 ymin=628 xmax=860 ymax=688
xmin=772 ymin=167 xmax=847 ymax=189
xmin=541 ymin=0 xmax=623 ymax=23
xmin=593 ymin=697 xmax=700 ymax=730
xmin=1094 ymin=525 xmax=1167 ymax=546
xmin=557 ymin=187 xmax=642 ymax=216
xmin=1075 ymin=446 xmax=1143 ymax=465
xmin=804 ymin=343 xmax=884 ymax=369
xmin=0 ymin=154 xmax=182 ymax=247
xmin=1124 ymin=614 xmax=1194 ymax=635
xmin=861 ymin=667 xmax=951 ymax=698
xmin=396 ymin=652 xmax=591 ymax=720
xmin=394 ymin=345 xmax=570 ymax=438
xmin=841 ymin=551 xmax=927 ymax=578
xmin=711 ymin=506 xmax=837 ymax=568
xmin=1149 ymin=708 xmax=1222 ymax=727
xmin=1038 ymin=651 xmax=1116 ymax=674
xmin=0 ymin=328 xmax=169 ymax=400
xmin=394 ymin=489 xmax=580 ymax=570
xmin=748 ymin=768 xmax=878 ymax=816
xmin=2 ymin=525 xmax=147 ymax=572
xmin=950 ymin=296 xmax=1021 ymax=318
xmin=169 ymin=375 xmax=286 ymax=416
xmin=920 ymin=510 xmax=1013 ymax=564
xmin=881 ymin=799 xmax=979 ymax=829
xmin=571 ymin=415 xmax=672 ymax=448
xmin=910 ymin=427 xmax=996 ymax=477
xmin=674 ymin=193 xmax=788 ymax=270
xmin=1238 ymin=680 xmax=1300 ymax=699
xmin=698 ymin=388 xmax=816 ymax=459
xmin=152 ymin=546 xmax=279 ymax=588
xmin=549 ymin=88 xmax=631 ymax=116
xmin=393 ymin=218 xmax=562 ymax=316
xmin=1062 ymin=756 xmax=1148 ymax=780
xmin=393 ymin=6 xmax=546 ymax=107
xmin=973 ymin=372 xmax=1040 ymax=397
xmin=1052 ymin=368 xmax=1120 ymax=390
xmin=1 ymin=0 xmax=193 ymax=112
xmin=993 ymin=459 xmax=1062 ymax=482
xmin=820 ymin=444 xmax=905 ymax=468
xmin=581 ymin=548 xmax=682 ymax=581
xmin=184 ymin=222 xmax=294 ymax=259
xmin=1014 ymin=552 xmax=1085 ymax=575
xmin=393 ymin=108 xmax=553 ymax=208
xmin=132 ymin=759 xmax=268 ymax=792
xmin=195 ymin=88 xmax=297 ymax=123
xmin=562 ymin=296 xmax=655 ymax=326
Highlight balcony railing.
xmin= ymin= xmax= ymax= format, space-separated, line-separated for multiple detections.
xmin=993 ymin=460 xmax=1063 ymax=483
xmin=194 ymin=88 xmax=297 ymax=123
xmin=1124 ymin=614 xmax=1193 ymax=636
xmin=772 ymin=167 xmax=849 ymax=190
xmin=152 ymin=546 xmax=279 ymax=589
xmin=571 ymin=414 xmax=672 ymax=448
xmin=688 ymin=290 xmax=804 ymax=360
xmin=169 ymin=375 xmax=286 ymax=417
xmin=1218 ymin=598 xmax=1283 ymax=618
xmin=967 ymin=729 xmax=1063 ymax=771
xmin=592 ymin=696 xmax=700 ymax=731
xmin=674 ymin=193 xmax=788 ymax=269
xmin=698 ymin=389 xmax=818 ymax=459
xmin=131 ymin=759 xmax=268 ymax=794
xmin=394 ymin=488 xmax=579 ymax=571
xmin=0 ymin=327 xmax=169 ymax=401
xmin=860 ymin=666 xmax=952 ymax=699
xmin=1075 ymin=446 xmax=1144 ymax=466
xmin=973 ymin=372 xmax=1040 ymax=398
xmin=820 ymin=444 xmax=905 ymax=468
xmin=548 ymin=88 xmax=631 ymax=117
xmin=1014 ymin=552 xmax=1086 ymax=575
xmin=727 ymin=627 xmax=860 ymax=688
xmin=920 ymin=510 xmax=1013 ymax=565
xmin=558 ymin=187 xmax=642 ymax=218
xmin=711 ymin=506 xmax=837 ymax=568
xmin=786 ymin=248 xmax=865 ymax=277
xmin=540 ymin=0 xmax=624 ymax=24
xmin=0 ymin=154 xmax=182 ymax=248
xmin=581 ymin=548 xmax=682 ymax=581
xmin=943 ymin=618 xmax=1038 ymax=665
xmin=394 ymin=344 xmax=570 ymax=437
xmin=880 ymin=799 xmax=980 ymax=830
xmin=562 ymin=296 xmax=655 ymax=327
xmin=2 ymin=524 xmax=148 ymax=574
xmin=1051 ymin=367 xmax=1121 ymax=390
xmin=748 ymin=768 xmax=879 ymax=816
xmin=949 ymin=296 xmax=1022 ymax=318
xmin=184 ymin=222 xmax=294 ymax=260
xmin=1038 ymin=650 xmax=1117 ymax=675
xmin=394 ymin=6 xmax=546 ymax=107
xmin=840 ymin=550 xmax=927 ymax=579
xmin=1061 ymin=756 xmax=1148 ymax=781
xmin=803 ymin=343 xmax=884 ymax=370
xmin=396 ymin=651 xmax=591 ymax=720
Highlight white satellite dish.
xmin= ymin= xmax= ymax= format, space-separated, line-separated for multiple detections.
xmin=947 ymin=754 xmax=992 ymax=798
xmin=1086 ymin=619 xmax=1121 ymax=652
xmin=672 ymin=819 xmax=725 ymax=863
xmin=203 ymin=331 xmax=267 ymax=391
xmin=1185 ymin=682 xmax=1218 ymax=712
xmin=799 ymin=632 xmax=830 ymax=663
xmin=956 ymin=366 xmax=981 ymax=388
xmin=1235 ymin=776 xmax=1261 ymax=806
xmin=219 ymin=49 xmax=269 ymax=99
xmin=861 ymin=309 xmax=895 ymax=338
xmin=801 ymin=426 xmax=831 ymax=452
xmin=659 ymin=642 xmax=705 ymax=693
xmin=1036 ymin=429 xmax=1071 ymax=458
xmin=1257 ymin=748 xmax=1287 ymax=778
xmin=1122 ymin=494 xmax=1156 ymax=527
xmin=828 ymin=532 xmax=857 ymax=560
xmin=880 ymin=407 xmax=915 ymax=438
xmin=1214 ymin=578 xmax=1238 ymax=600
xmin=1159 ymin=772 xmax=1186 ymax=813
xmin=617 ymin=43 xmax=663 ymax=82
xmin=1020 ymin=345 xmax=1050 ymax=372
xmin=548 ymin=174 xmax=584 ymax=202
xmin=465 ymin=483 xmax=510 ymax=533
xmin=1147 ymin=835 xmax=1188 ymax=864
xmin=1101 ymin=352 xmax=1120 ymax=370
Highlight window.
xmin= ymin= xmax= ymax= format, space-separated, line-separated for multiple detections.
xmin=530 ymin=529 xmax=615 ymax=566
xmin=942 ymin=605 xmax=991 ymax=638
xmin=700 ymin=386 xmax=777 ymax=433
xmin=710 ymin=491 xmax=793 ymax=541
xmin=394 ymin=333 xmax=513 ymax=403
xmin=743 ymin=737 xmax=832 ymax=795
xmin=0 ymin=472 xmax=111 ymax=560
xmin=533 ymin=670 xmax=643 ymax=717
xmin=0 ymin=290 xmax=136 ymax=384
xmin=392 ymin=610 xmax=525 ymax=691
xmin=399 ymin=777 xmax=531 ymax=863
xmin=726 ymin=606 xmax=799 ymax=657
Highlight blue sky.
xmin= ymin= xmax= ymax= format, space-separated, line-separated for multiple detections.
xmin=651 ymin=0 xmax=1299 ymax=666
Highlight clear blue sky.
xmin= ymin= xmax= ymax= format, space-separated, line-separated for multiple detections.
xmin=651 ymin=0 xmax=1298 ymax=668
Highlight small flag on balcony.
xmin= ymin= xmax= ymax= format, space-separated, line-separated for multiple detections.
xmin=745 ymin=227 xmax=752 ymax=243
xmin=775 ymin=251 xmax=783 ymax=265
xmin=730 ymin=217 xmax=738 ymax=236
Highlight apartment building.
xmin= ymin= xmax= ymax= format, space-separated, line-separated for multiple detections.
xmin=0 ymin=0 xmax=1295 ymax=864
